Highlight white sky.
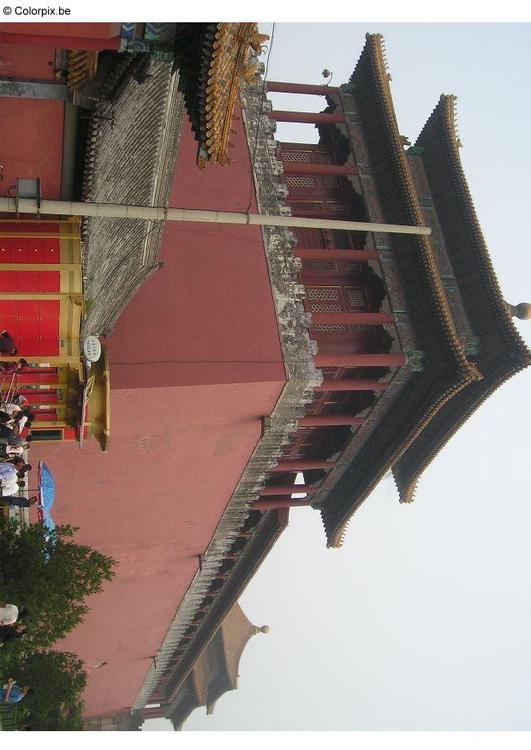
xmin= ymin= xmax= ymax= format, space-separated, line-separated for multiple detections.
xmin=143 ymin=21 xmax=531 ymax=732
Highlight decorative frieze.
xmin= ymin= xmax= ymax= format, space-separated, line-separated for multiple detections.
xmin=132 ymin=68 xmax=323 ymax=712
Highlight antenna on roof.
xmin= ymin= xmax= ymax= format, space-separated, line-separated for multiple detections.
xmin=321 ymin=68 xmax=333 ymax=86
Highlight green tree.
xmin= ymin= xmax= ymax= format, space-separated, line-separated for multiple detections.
xmin=14 ymin=650 xmax=87 ymax=731
xmin=0 ymin=520 xmax=115 ymax=649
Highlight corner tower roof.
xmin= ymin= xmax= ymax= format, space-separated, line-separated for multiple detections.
xmin=168 ymin=602 xmax=267 ymax=729
xmin=392 ymin=94 xmax=531 ymax=499
xmin=316 ymin=34 xmax=529 ymax=544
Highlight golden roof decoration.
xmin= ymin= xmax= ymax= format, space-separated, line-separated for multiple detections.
xmin=197 ymin=23 xmax=269 ymax=169
xmin=66 ymin=49 xmax=99 ymax=91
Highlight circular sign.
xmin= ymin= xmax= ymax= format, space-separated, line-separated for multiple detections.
xmin=83 ymin=335 xmax=102 ymax=363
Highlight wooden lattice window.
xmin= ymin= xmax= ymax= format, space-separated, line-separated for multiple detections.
xmin=294 ymin=228 xmax=325 ymax=248
xmin=303 ymin=260 xmax=337 ymax=271
xmin=306 ymin=287 xmax=343 ymax=312
xmin=319 ymin=367 xmax=340 ymax=378
xmin=313 ymin=324 xmax=349 ymax=333
xmin=306 ymin=286 xmax=368 ymax=312
xmin=291 ymin=201 xmax=322 ymax=213
xmin=281 ymin=149 xmax=335 ymax=164
xmin=285 ymin=175 xmax=318 ymax=189
xmin=346 ymin=288 xmax=366 ymax=308
xmin=322 ymin=176 xmax=342 ymax=190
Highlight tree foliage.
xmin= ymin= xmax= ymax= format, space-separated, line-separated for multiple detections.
xmin=14 ymin=650 xmax=87 ymax=730
xmin=0 ymin=519 xmax=115 ymax=649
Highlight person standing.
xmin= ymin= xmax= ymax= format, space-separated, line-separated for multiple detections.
xmin=1 ymin=678 xmax=30 ymax=703
xmin=0 ymin=604 xmax=19 ymax=627
xmin=0 ymin=359 xmax=28 ymax=375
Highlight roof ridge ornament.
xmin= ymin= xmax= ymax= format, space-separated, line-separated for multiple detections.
xmin=507 ymin=301 xmax=531 ymax=320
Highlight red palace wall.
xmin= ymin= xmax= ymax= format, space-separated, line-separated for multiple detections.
xmin=110 ymin=103 xmax=284 ymax=389
xmin=0 ymin=43 xmax=63 ymax=199
xmin=33 ymin=380 xmax=281 ymax=717
xmin=0 ymin=22 xmax=121 ymax=40
xmin=31 ymin=101 xmax=286 ymax=717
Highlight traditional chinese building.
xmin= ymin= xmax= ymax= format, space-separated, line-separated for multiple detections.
xmin=0 ymin=217 xmax=111 ymax=446
xmin=0 ymin=24 xmax=529 ymax=725
xmin=145 ymin=602 xmax=269 ymax=730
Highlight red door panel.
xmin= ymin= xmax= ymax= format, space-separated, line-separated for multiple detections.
xmin=0 ymin=300 xmax=19 ymax=317
xmin=12 ymin=238 xmax=29 ymax=264
xmin=39 ymin=300 xmax=60 ymax=318
xmin=43 ymin=239 xmax=60 ymax=263
xmin=17 ymin=370 xmax=59 ymax=384
xmin=37 ymin=271 xmax=60 ymax=292
xmin=17 ymin=271 xmax=39 ymax=292
xmin=0 ymin=271 xmax=18 ymax=291
xmin=28 ymin=239 xmax=45 ymax=263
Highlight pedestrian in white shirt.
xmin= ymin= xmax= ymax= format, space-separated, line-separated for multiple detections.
xmin=0 ymin=604 xmax=19 ymax=626
xmin=3 ymin=444 xmax=29 ymax=457
xmin=0 ymin=403 xmax=21 ymax=418
xmin=0 ymin=459 xmax=31 ymax=494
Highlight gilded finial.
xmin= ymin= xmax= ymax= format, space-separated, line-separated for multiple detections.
xmin=507 ymin=302 xmax=531 ymax=320
xmin=254 ymin=625 xmax=270 ymax=634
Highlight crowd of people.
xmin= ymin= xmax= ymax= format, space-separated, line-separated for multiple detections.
xmin=0 ymin=339 xmax=38 ymax=714
xmin=0 ymin=391 xmax=38 ymax=510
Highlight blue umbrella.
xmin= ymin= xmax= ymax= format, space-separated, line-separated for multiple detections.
xmin=37 ymin=461 xmax=56 ymax=536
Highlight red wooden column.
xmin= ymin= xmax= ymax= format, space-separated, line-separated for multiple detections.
xmin=254 ymin=498 xmax=313 ymax=510
xmin=294 ymin=249 xmax=379 ymax=261
xmin=299 ymin=415 xmax=364 ymax=427
xmin=315 ymin=379 xmax=389 ymax=392
xmin=260 ymin=484 xmax=316 ymax=496
xmin=270 ymin=459 xmax=336 ymax=472
xmin=267 ymin=81 xmax=341 ymax=95
xmin=282 ymin=163 xmax=357 ymax=176
xmin=315 ymin=353 xmax=407 ymax=368
xmin=269 ymin=111 xmax=345 ymax=124
xmin=0 ymin=31 xmax=121 ymax=50
xmin=311 ymin=312 xmax=394 ymax=325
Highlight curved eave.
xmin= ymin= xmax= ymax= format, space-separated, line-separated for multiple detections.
xmin=219 ymin=603 xmax=256 ymax=691
xmin=350 ymin=34 xmax=471 ymax=372
xmin=393 ymin=355 xmax=530 ymax=504
xmin=197 ymin=22 xmax=261 ymax=168
xmin=320 ymin=368 xmax=472 ymax=547
xmin=206 ymin=682 xmax=237 ymax=715
xmin=415 ymin=94 xmax=530 ymax=361
xmin=150 ymin=510 xmax=288 ymax=713
xmin=320 ymin=34 xmax=484 ymax=547
xmin=389 ymin=94 xmax=531 ymax=502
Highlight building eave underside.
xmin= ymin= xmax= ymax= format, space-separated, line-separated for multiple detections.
xmin=415 ymin=94 xmax=530 ymax=363
xmin=415 ymin=93 xmax=531 ymax=368
xmin=393 ymin=95 xmax=531 ymax=499
xmin=168 ymin=687 xmax=200 ymax=731
xmin=219 ymin=605 xmax=256 ymax=690
xmin=317 ymin=33 xmax=483 ymax=545
xmin=133 ymin=79 xmax=320 ymax=711
xmin=162 ymin=510 xmax=288 ymax=713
